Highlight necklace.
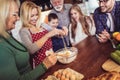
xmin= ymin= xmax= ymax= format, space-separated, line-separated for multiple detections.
xmin=2 ymin=36 xmax=28 ymax=52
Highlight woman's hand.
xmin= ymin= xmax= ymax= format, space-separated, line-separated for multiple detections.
xmin=43 ymin=53 xmax=57 ymax=69
xmin=46 ymin=28 xmax=65 ymax=38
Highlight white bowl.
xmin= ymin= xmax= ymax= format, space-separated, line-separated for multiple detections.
xmin=56 ymin=47 xmax=78 ymax=64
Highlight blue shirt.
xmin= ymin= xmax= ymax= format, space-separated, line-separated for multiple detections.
xmin=52 ymin=27 xmax=71 ymax=52
xmin=93 ymin=1 xmax=120 ymax=34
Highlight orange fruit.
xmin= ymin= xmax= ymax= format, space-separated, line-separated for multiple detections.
xmin=116 ymin=33 xmax=120 ymax=41
xmin=112 ymin=32 xmax=119 ymax=38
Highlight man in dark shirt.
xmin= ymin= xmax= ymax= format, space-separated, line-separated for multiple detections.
xmin=94 ymin=0 xmax=120 ymax=43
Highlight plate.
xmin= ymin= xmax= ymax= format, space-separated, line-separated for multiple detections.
xmin=44 ymin=68 xmax=84 ymax=80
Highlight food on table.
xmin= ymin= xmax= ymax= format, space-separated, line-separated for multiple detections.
xmin=70 ymin=74 xmax=76 ymax=80
xmin=88 ymin=71 xmax=120 ymax=80
xmin=57 ymin=50 xmax=71 ymax=58
xmin=45 ymin=68 xmax=84 ymax=80
xmin=116 ymin=44 xmax=120 ymax=50
xmin=116 ymin=34 xmax=120 ymax=41
xmin=112 ymin=32 xmax=120 ymax=38
xmin=65 ymin=51 xmax=71 ymax=57
xmin=65 ymin=72 xmax=71 ymax=79
xmin=102 ymin=59 xmax=120 ymax=72
xmin=112 ymin=32 xmax=120 ymax=41
xmin=111 ymin=50 xmax=120 ymax=64
xmin=53 ymin=71 xmax=58 ymax=77
xmin=53 ymin=68 xmax=84 ymax=80
xmin=62 ymin=69 xmax=68 ymax=75
xmin=115 ymin=50 xmax=120 ymax=56
xmin=56 ymin=47 xmax=78 ymax=64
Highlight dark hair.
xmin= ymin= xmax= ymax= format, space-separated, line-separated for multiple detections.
xmin=48 ymin=13 xmax=58 ymax=22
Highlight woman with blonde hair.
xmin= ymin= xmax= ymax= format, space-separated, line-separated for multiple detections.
xmin=19 ymin=1 xmax=66 ymax=68
xmin=69 ymin=4 xmax=96 ymax=46
xmin=0 ymin=0 xmax=57 ymax=80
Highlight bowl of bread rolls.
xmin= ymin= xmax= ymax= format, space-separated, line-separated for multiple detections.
xmin=56 ymin=47 xmax=78 ymax=64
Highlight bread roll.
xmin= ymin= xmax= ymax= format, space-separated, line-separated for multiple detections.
xmin=70 ymin=74 xmax=76 ymax=80
xmin=53 ymin=71 xmax=58 ymax=77
xmin=62 ymin=70 xmax=68 ymax=76
xmin=88 ymin=71 xmax=120 ymax=80
xmin=56 ymin=72 xmax=62 ymax=79
xmin=61 ymin=75 xmax=66 ymax=80
xmin=66 ymin=72 xmax=71 ymax=79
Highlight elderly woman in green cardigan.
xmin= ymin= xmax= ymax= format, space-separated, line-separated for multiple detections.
xmin=0 ymin=0 xmax=57 ymax=80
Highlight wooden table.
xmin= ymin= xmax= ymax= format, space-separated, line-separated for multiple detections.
xmin=40 ymin=36 xmax=115 ymax=80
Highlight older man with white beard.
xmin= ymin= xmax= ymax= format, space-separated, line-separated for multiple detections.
xmin=50 ymin=0 xmax=72 ymax=27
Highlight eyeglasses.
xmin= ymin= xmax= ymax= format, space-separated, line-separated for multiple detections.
xmin=99 ymin=0 xmax=109 ymax=3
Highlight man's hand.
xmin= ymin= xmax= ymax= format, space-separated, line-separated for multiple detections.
xmin=96 ymin=29 xmax=110 ymax=43
xmin=62 ymin=26 xmax=68 ymax=36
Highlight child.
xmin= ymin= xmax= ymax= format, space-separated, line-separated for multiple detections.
xmin=47 ymin=13 xmax=71 ymax=52
xmin=69 ymin=4 xmax=96 ymax=46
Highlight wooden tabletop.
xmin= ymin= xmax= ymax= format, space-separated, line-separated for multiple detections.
xmin=39 ymin=36 xmax=115 ymax=80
